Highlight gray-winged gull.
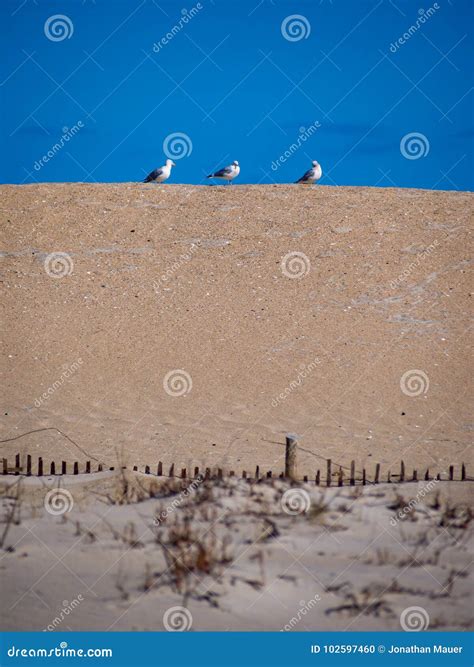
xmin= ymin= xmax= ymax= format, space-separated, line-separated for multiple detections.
xmin=143 ymin=159 xmax=176 ymax=183
xmin=295 ymin=160 xmax=322 ymax=184
xmin=207 ymin=160 xmax=240 ymax=184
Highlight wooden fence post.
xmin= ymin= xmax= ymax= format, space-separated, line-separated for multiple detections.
xmin=285 ymin=435 xmax=298 ymax=480
xmin=400 ymin=460 xmax=405 ymax=482
xmin=326 ymin=459 xmax=332 ymax=487
xmin=350 ymin=460 xmax=355 ymax=486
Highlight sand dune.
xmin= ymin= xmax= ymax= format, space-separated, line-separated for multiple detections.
xmin=1 ymin=184 xmax=472 ymax=476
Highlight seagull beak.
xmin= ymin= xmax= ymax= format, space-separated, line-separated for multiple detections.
xmin=172 ymin=161 xmax=176 ymax=167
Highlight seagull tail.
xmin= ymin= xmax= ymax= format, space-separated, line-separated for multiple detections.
xmin=206 ymin=173 xmax=214 ymax=178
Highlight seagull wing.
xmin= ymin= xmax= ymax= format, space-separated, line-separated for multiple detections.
xmin=208 ymin=165 xmax=232 ymax=178
xmin=295 ymin=168 xmax=314 ymax=184
xmin=143 ymin=168 xmax=163 ymax=183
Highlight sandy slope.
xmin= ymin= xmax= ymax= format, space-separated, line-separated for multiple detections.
xmin=1 ymin=184 xmax=472 ymax=476
xmin=0 ymin=473 xmax=472 ymax=631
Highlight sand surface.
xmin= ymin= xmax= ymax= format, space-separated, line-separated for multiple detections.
xmin=1 ymin=183 xmax=472 ymax=476
xmin=0 ymin=473 xmax=472 ymax=631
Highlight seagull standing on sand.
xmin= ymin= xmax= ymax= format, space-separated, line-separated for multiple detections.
xmin=295 ymin=160 xmax=322 ymax=185
xmin=207 ymin=160 xmax=240 ymax=185
xmin=143 ymin=159 xmax=176 ymax=183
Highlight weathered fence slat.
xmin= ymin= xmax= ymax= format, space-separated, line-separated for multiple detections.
xmin=350 ymin=460 xmax=355 ymax=486
xmin=285 ymin=435 xmax=297 ymax=480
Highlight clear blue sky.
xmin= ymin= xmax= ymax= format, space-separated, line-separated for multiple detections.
xmin=1 ymin=0 xmax=473 ymax=189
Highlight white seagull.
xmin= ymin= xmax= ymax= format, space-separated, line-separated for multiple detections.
xmin=295 ymin=160 xmax=322 ymax=185
xmin=207 ymin=160 xmax=240 ymax=185
xmin=143 ymin=159 xmax=176 ymax=183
